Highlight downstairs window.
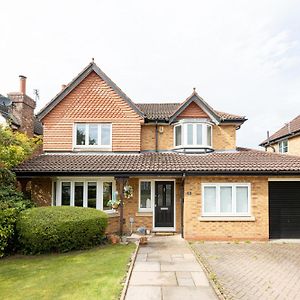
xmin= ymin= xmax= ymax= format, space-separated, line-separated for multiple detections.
xmin=202 ymin=183 xmax=250 ymax=216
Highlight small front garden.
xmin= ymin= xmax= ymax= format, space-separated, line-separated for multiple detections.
xmin=0 ymin=243 xmax=135 ymax=300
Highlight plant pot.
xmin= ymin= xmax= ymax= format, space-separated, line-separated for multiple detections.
xmin=112 ymin=204 xmax=119 ymax=209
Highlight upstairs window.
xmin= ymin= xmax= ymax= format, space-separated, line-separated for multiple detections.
xmin=174 ymin=122 xmax=212 ymax=148
xmin=279 ymin=140 xmax=288 ymax=153
xmin=75 ymin=124 xmax=112 ymax=148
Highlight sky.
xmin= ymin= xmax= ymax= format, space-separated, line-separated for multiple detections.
xmin=1 ymin=0 xmax=300 ymax=148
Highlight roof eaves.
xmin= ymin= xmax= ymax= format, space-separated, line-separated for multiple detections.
xmin=37 ymin=62 xmax=145 ymax=120
xmin=169 ymin=92 xmax=220 ymax=124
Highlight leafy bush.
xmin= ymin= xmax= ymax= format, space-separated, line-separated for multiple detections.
xmin=0 ymin=125 xmax=41 ymax=169
xmin=0 ymin=169 xmax=33 ymax=257
xmin=17 ymin=206 xmax=108 ymax=254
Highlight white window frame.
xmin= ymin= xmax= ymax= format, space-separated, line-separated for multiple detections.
xmin=138 ymin=180 xmax=155 ymax=212
xmin=202 ymin=183 xmax=251 ymax=217
xmin=73 ymin=123 xmax=112 ymax=149
xmin=53 ymin=177 xmax=116 ymax=213
xmin=279 ymin=139 xmax=288 ymax=153
xmin=173 ymin=121 xmax=213 ymax=149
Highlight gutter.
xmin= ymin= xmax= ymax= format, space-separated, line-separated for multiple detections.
xmin=14 ymin=170 xmax=300 ymax=178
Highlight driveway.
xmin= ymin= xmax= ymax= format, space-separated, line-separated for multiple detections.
xmin=192 ymin=242 xmax=300 ymax=300
xmin=125 ymin=235 xmax=217 ymax=300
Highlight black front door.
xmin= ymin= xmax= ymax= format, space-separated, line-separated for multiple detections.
xmin=155 ymin=181 xmax=174 ymax=228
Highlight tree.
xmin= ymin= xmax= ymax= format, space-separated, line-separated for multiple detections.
xmin=0 ymin=125 xmax=41 ymax=169
xmin=0 ymin=125 xmax=41 ymax=256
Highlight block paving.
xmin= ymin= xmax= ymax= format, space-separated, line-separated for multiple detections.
xmin=193 ymin=242 xmax=300 ymax=300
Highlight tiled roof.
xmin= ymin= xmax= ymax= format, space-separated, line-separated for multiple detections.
xmin=136 ymin=103 xmax=246 ymax=122
xmin=260 ymin=115 xmax=300 ymax=146
xmin=34 ymin=117 xmax=43 ymax=135
xmin=13 ymin=148 xmax=300 ymax=175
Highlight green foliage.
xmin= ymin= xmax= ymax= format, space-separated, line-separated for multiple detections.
xmin=0 ymin=125 xmax=41 ymax=169
xmin=0 ymin=168 xmax=33 ymax=257
xmin=17 ymin=206 xmax=108 ymax=254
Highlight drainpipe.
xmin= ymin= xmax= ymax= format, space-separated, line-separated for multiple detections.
xmin=180 ymin=173 xmax=186 ymax=238
xmin=155 ymin=121 xmax=158 ymax=152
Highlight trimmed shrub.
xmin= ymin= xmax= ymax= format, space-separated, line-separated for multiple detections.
xmin=17 ymin=206 xmax=108 ymax=254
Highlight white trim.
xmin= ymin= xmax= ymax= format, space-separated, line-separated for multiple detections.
xmin=198 ymin=216 xmax=255 ymax=222
xmin=72 ymin=123 xmax=112 ymax=150
xmin=201 ymin=183 xmax=251 ymax=217
xmin=268 ymin=178 xmax=300 ymax=181
xmin=152 ymin=179 xmax=176 ymax=231
xmin=279 ymin=139 xmax=288 ymax=153
xmin=173 ymin=121 xmax=213 ymax=149
xmin=52 ymin=177 xmax=116 ymax=213
xmin=138 ymin=179 xmax=154 ymax=212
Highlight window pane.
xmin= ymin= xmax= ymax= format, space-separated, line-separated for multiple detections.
xmin=74 ymin=182 xmax=84 ymax=207
xmin=220 ymin=187 xmax=232 ymax=213
xmin=89 ymin=125 xmax=98 ymax=145
xmin=76 ymin=124 xmax=86 ymax=145
xmin=196 ymin=124 xmax=202 ymax=145
xmin=140 ymin=181 xmax=151 ymax=209
xmin=207 ymin=126 xmax=212 ymax=146
xmin=236 ymin=187 xmax=248 ymax=213
xmin=187 ymin=124 xmax=193 ymax=145
xmin=53 ymin=182 xmax=57 ymax=206
xmin=103 ymin=182 xmax=112 ymax=210
xmin=88 ymin=182 xmax=97 ymax=208
xmin=101 ymin=125 xmax=111 ymax=145
xmin=61 ymin=182 xmax=71 ymax=206
xmin=175 ymin=126 xmax=182 ymax=146
xmin=203 ymin=187 xmax=216 ymax=213
xmin=166 ymin=184 xmax=172 ymax=206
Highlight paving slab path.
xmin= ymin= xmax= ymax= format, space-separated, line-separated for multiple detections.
xmin=125 ymin=235 xmax=217 ymax=300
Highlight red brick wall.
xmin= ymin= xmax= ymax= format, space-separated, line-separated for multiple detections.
xmin=42 ymin=71 xmax=143 ymax=152
xmin=177 ymin=102 xmax=209 ymax=119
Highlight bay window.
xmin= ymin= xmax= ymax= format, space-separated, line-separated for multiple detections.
xmin=53 ymin=178 xmax=116 ymax=212
xmin=174 ymin=122 xmax=212 ymax=149
xmin=74 ymin=123 xmax=112 ymax=148
xmin=202 ymin=183 xmax=250 ymax=216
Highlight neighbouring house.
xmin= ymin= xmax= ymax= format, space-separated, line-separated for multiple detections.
xmin=13 ymin=62 xmax=300 ymax=240
xmin=260 ymin=115 xmax=300 ymax=156
xmin=0 ymin=76 xmax=43 ymax=136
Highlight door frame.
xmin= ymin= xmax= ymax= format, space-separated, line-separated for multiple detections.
xmin=152 ymin=179 xmax=176 ymax=232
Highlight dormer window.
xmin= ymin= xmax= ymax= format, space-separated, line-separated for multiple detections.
xmin=74 ymin=123 xmax=112 ymax=148
xmin=174 ymin=121 xmax=212 ymax=149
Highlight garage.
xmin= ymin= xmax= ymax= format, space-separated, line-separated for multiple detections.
xmin=269 ymin=181 xmax=300 ymax=239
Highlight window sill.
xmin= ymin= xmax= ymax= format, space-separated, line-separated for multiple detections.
xmin=136 ymin=212 xmax=153 ymax=217
xmin=105 ymin=211 xmax=119 ymax=218
xmin=73 ymin=147 xmax=112 ymax=152
xmin=198 ymin=216 xmax=255 ymax=222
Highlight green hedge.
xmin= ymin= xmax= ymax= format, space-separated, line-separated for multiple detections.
xmin=17 ymin=206 xmax=108 ymax=254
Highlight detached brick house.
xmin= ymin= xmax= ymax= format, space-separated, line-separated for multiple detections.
xmin=260 ymin=115 xmax=300 ymax=156
xmin=14 ymin=62 xmax=300 ymax=240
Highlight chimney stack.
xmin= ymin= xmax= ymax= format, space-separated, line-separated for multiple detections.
xmin=19 ymin=75 xmax=27 ymax=94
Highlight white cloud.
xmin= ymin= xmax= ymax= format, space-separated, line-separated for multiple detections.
xmin=0 ymin=0 xmax=299 ymax=148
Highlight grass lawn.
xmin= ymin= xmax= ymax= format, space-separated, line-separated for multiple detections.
xmin=0 ymin=243 xmax=135 ymax=300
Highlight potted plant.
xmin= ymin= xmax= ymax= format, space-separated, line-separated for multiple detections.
xmin=124 ymin=184 xmax=133 ymax=199
xmin=107 ymin=198 xmax=121 ymax=210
